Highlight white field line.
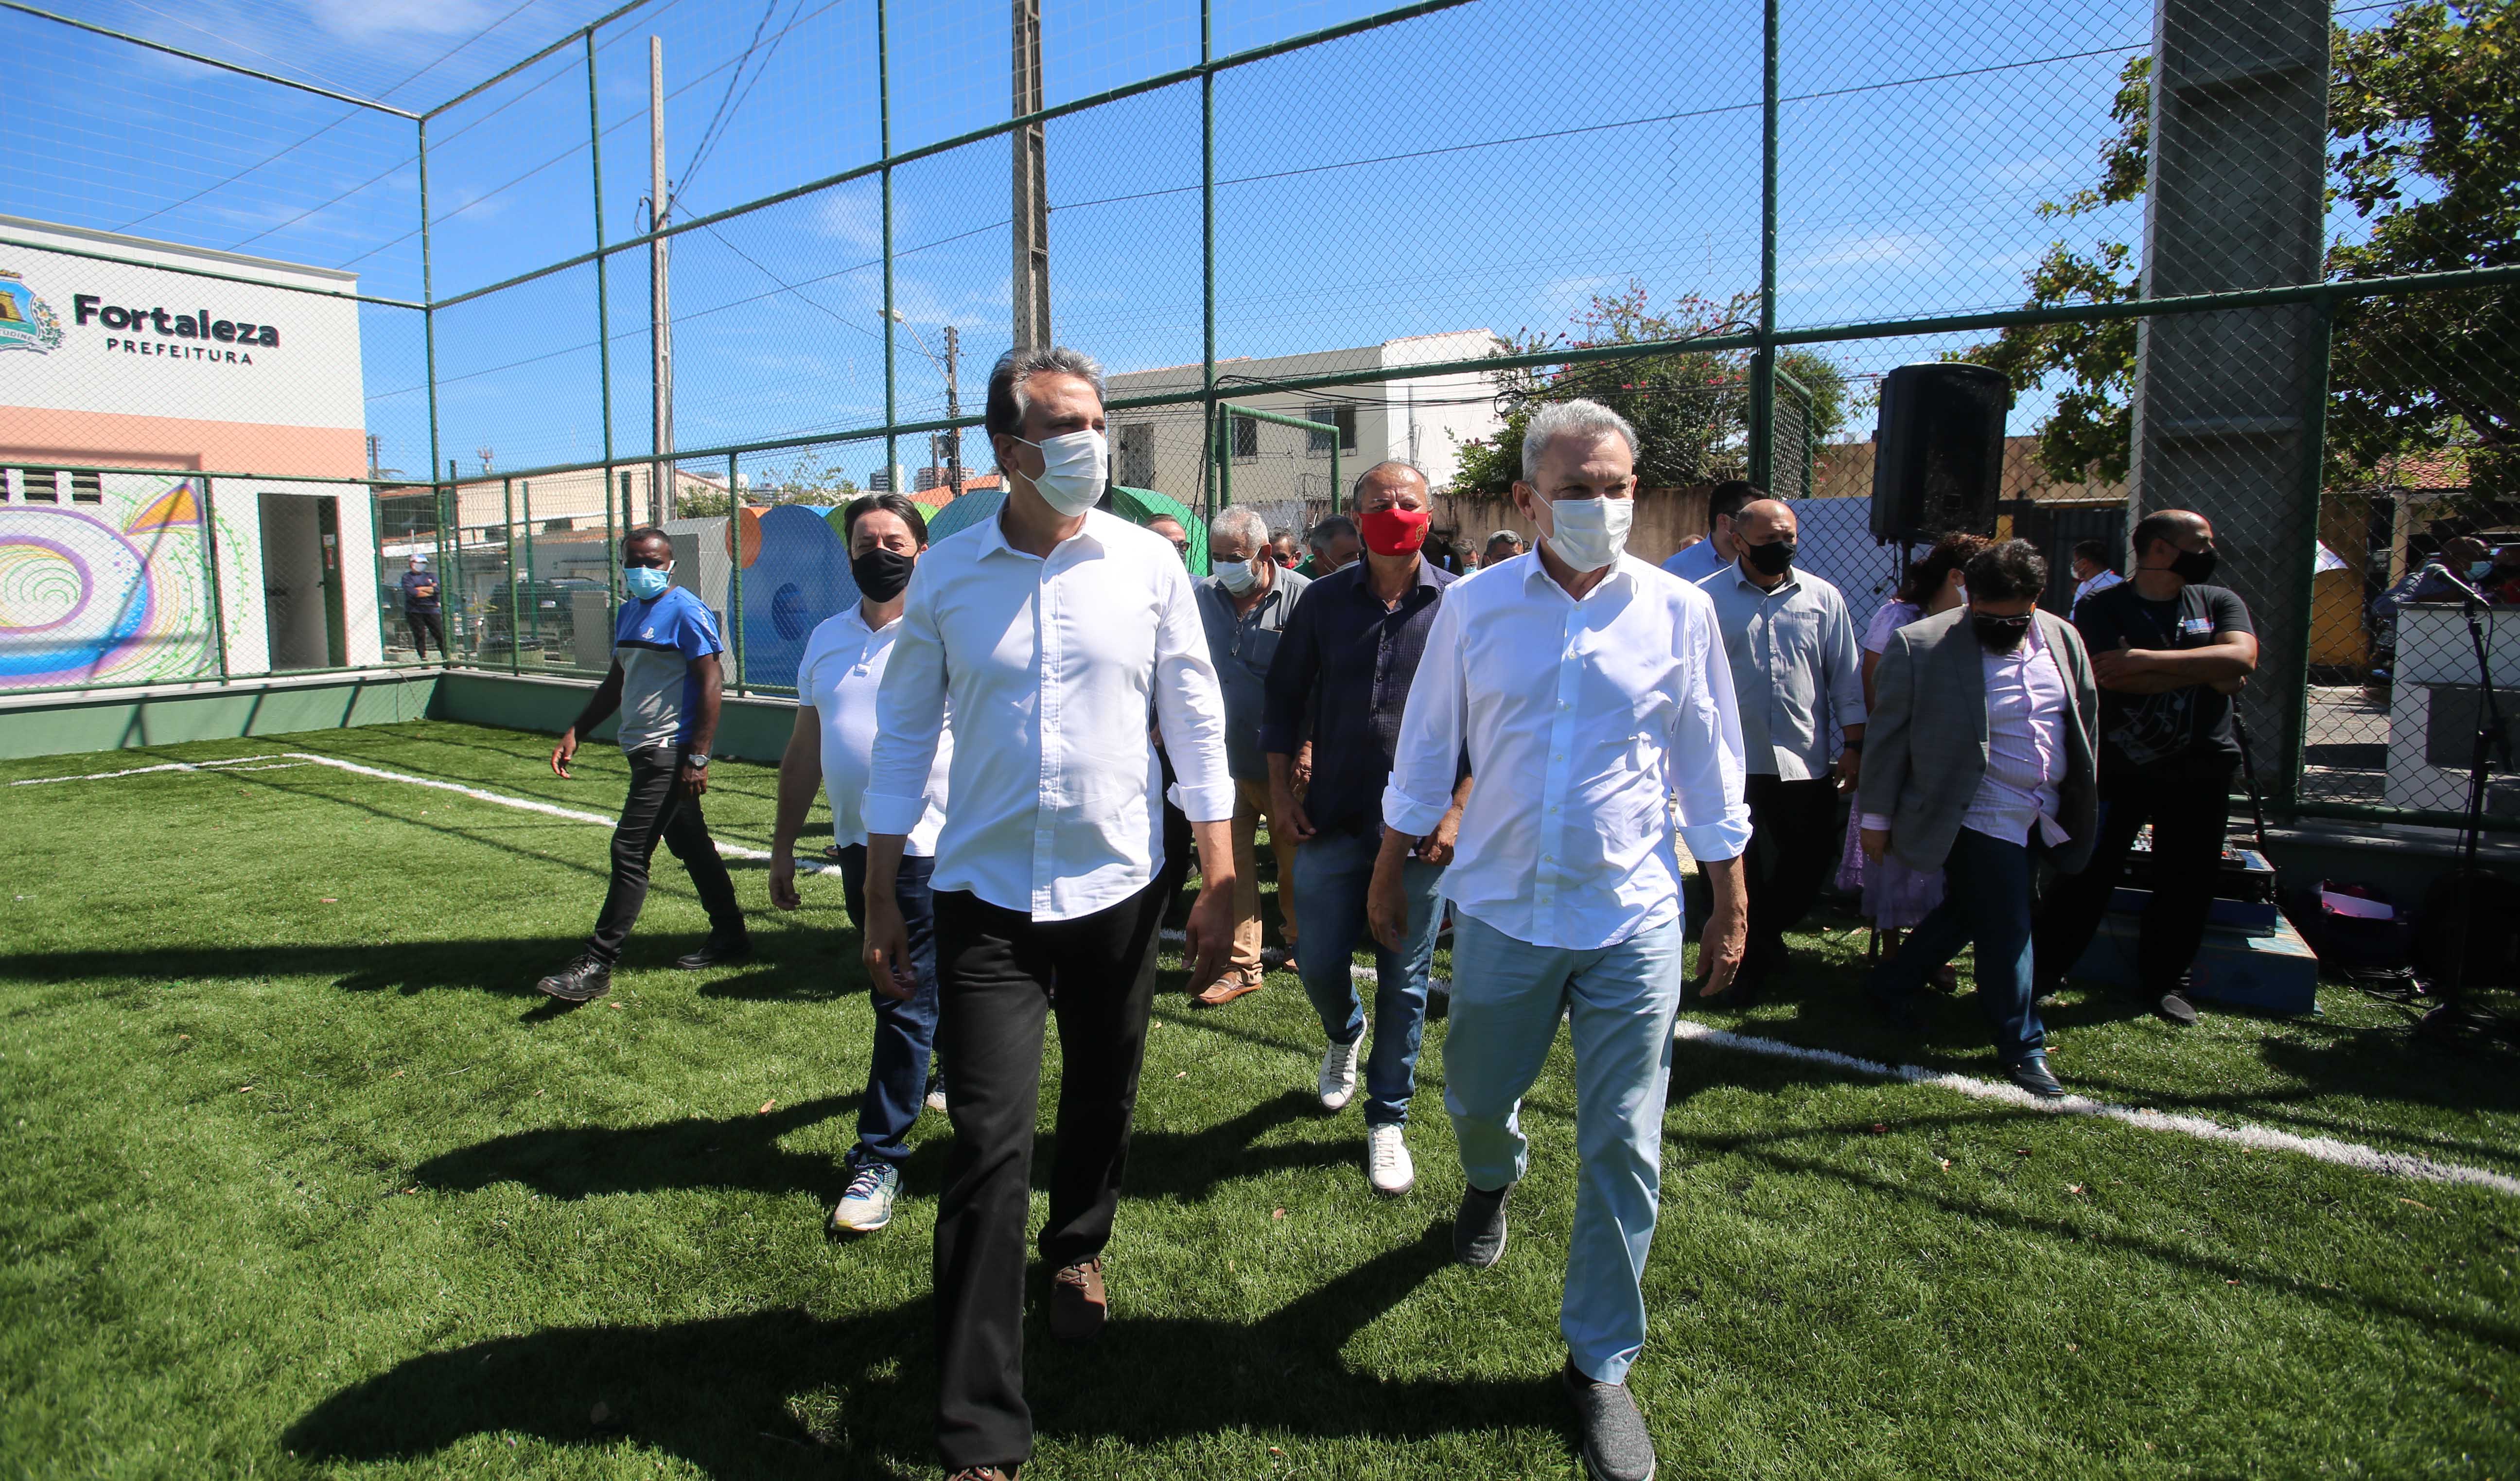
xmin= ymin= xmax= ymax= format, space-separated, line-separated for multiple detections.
xmin=12 ymin=755 xmax=287 ymax=785
xmin=33 ymin=754 xmax=2513 ymax=1197
xmin=15 ymin=748 xmax=840 ymax=875
xmin=1678 ymin=1019 xmax=2520 ymax=1197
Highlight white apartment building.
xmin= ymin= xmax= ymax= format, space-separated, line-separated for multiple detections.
xmin=1104 ymin=330 xmax=1502 ymax=535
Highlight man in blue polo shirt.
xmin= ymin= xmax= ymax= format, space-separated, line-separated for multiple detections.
xmin=537 ymin=527 xmax=748 ymax=1002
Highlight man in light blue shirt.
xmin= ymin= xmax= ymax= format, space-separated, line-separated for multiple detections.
xmin=1660 ymin=477 xmax=1760 ymax=582
xmin=1696 ymin=497 xmax=1865 ymax=1000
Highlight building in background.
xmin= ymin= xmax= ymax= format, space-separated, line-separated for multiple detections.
xmin=1105 ymin=330 xmax=1501 ymax=537
xmin=0 ymin=214 xmax=373 ymax=688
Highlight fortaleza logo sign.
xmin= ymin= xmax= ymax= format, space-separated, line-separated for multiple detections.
xmin=0 ymin=271 xmax=65 ymax=354
xmin=72 ymin=292 xmax=284 ymax=366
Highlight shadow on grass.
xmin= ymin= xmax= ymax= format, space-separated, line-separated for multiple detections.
xmin=409 ymin=1088 xmax=1337 ymax=1208
xmin=0 ymin=934 xmax=771 ymax=998
xmin=283 ymin=1223 xmax=1558 ymax=1478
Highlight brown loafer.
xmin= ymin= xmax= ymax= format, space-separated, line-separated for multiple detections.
xmin=1191 ymin=969 xmax=1264 ymax=1008
xmin=945 ymin=1467 xmax=1018 ymax=1481
xmin=1049 ymin=1257 xmax=1107 ymax=1344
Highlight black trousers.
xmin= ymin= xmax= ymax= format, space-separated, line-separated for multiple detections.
xmin=1155 ymin=745 xmax=1196 ymax=927
xmin=1744 ymin=774 xmax=1843 ymax=973
xmin=2033 ymin=759 xmax=2236 ymax=995
xmin=930 ymin=877 xmax=1168 ymax=1471
xmin=404 ymin=609 xmax=446 ymax=659
xmin=585 ymin=744 xmax=743 ymax=964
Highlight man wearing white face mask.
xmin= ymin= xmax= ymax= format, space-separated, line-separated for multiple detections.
xmin=863 ymin=345 xmax=1238 ymax=1481
xmin=1370 ymin=399 xmax=1750 ymax=1481
xmin=1191 ymin=504 xmax=1310 ymax=1007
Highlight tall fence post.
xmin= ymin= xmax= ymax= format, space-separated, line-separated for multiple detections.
xmin=879 ymin=0 xmax=896 ymax=501
xmin=503 ymin=477 xmax=521 ymax=677
xmin=198 ymin=478 xmax=230 ymax=683
xmin=1747 ymin=0 xmax=1780 ymax=487
xmin=1200 ymin=0 xmax=1217 ymax=526
xmin=419 ymin=116 xmax=442 ymax=535
xmin=2276 ymin=295 xmax=2334 ymax=819
xmin=587 ymin=30 xmax=614 ymax=478
xmin=727 ymin=451 xmax=746 ymax=697
xmin=521 ymin=480 xmax=539 ymax=659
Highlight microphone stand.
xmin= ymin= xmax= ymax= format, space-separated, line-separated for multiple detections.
xmin=2420 ymin=569 xmax=2512 ymax=1043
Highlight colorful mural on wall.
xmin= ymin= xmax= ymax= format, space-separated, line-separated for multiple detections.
xmin=0 ymin=477 xmax=224 ymax=690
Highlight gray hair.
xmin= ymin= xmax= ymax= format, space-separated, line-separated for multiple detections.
xmin=1348 ymin=458 xmax=1429 ymax=509
xmin=1209 ymin=504 xmax=1270 ymax=549
xmin=984 ymin=344 xmax=1107 ymax=442
xmin=1520 ymin=399 xmax=1639 ymax=483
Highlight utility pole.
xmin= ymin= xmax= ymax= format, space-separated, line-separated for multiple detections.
xmin=1010 ymin=0 xmax=1050 ymax=351
xmin=648 ymin=35 xmax=675 ymax=526
xmin=943 ymin=322 xmax=962 ymax=493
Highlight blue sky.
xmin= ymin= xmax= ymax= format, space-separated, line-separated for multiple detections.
xmin=4 ymin=0 xmax=2386 ymax=488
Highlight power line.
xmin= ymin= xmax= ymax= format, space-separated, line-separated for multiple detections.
xmin=673 ymin=0 xmax=796 ymax=205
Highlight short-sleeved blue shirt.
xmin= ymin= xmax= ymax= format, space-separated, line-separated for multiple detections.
xmin=612 ymin=586 xmax=722 ymax=753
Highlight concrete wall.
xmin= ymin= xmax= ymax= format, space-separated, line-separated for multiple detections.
xmin=0 ymin=670 xmax=436 ymax=760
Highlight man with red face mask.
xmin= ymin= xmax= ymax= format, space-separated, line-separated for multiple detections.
xmin=1261 ymin=459 xmax=1470 ymax=1196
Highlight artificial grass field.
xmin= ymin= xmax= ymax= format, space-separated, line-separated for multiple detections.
xmin=1 ymin=719 xmax=2516 ymax=1480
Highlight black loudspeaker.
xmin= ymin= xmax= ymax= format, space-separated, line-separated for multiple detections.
xmin=1869 ymin=362 xmax=2009 ymax=542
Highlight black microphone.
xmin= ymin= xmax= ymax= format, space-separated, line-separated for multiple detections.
xmin=2434 ymin=566 xmax=2495 ymax=607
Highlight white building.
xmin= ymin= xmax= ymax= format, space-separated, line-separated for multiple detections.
xmin=0 ymin=214 xmax=373 ymax=686
xmin=1104 ymin=330 xmax=1502 ymax=536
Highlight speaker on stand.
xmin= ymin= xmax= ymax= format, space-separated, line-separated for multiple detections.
xmin=1870 ymin=362 xmax=2009 ymax=547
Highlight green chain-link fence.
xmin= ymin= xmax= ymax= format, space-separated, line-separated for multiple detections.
xmin=2 ymin=0 xmax=2512 ymax=826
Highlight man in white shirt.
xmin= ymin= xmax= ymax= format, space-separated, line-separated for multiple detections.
xmin=2069 ymin=538 xmax=2125 ymax=614
xmin=861 ymin=346 xmax=1236 ymax=1481
xmin=1860 ymin=541 xmax=2100 ymax=1097
xmin=1659 ymin=476 xmax=1759 ymax=582
xmin=1371 ymin=399 xmax=1750 ymax=1481
xmin=1696 ymin=497 xmax=1866 ymax=999
xmin=769 ymin=491 xmax=955 ymax=1236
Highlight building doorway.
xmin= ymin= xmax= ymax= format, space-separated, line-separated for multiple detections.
xmin=258 ymin=491 xmax=346 ymax=671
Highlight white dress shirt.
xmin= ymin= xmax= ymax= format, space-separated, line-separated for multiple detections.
xmin=1862 ymin=620 xmax=2072 ymax=848
xmin=867 ymin=507 xmax=1234 ymax=921
xmin=1697 ymin=562 xmax=1867 ymax=779
xmin=798 ymin=608 xmax=950 ymax=855
xmin=1383 ymin=553 xmax=1753 ymax=951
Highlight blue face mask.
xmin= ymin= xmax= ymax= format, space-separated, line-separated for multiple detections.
xmin=624 ymin=564 xmax=673 ymax=599
xmin=2473 ymin=560 xmax=2496 ymax=580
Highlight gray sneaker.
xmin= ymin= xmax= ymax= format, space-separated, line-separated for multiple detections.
xmin=1453 ymin=1181 xmax=1512 ymax=1269
xmin=827 ymin=1152 xmax=901 ymax=1234
xmin=1563 ymin=1360 xmax=1656 ymax=1481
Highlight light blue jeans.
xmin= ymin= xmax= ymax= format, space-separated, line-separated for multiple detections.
xmin=1288 ymin=826 xmax=1444 ymax=1126
xmin=1444 ymin=909 xmax=1687 ymax=1384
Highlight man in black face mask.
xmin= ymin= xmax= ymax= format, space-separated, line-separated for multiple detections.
xmin=1695 ymin=496 xmax=1865 ymax=999
xmin=2032 ymin=509 xmax=2258 ymax=1024
xmin=770 ymin=491 xmax=955 ymax=1236
xmin=1858 ymin=541 xmax=2099 ymax=1096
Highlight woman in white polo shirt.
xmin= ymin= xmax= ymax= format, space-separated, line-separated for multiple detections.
xmin=769 ymin=491 xmax=952 ymax=1236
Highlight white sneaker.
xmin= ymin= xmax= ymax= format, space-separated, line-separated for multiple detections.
xmin=827 ymin=1154 xmax=900 ymax=1234
xmin=1317 ymin=1035 xmax=1362 ymax=1112
xmin=1366 ymin=1123 xmax=1415 ymax=1196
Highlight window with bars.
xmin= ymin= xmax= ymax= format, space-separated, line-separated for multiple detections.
xmin=1232 ymin=416 xmax=1259 ymax=463
xmin=1117 ymin=423 xmax=1155 ymax=489
xmin=1306 ymin=404 xmax=1357 ymax=455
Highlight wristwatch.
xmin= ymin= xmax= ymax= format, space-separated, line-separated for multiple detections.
xmin=685 ymin=753 xmax=711 ymax=768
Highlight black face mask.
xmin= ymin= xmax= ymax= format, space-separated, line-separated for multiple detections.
xmin=852 ymin=547 xmax=917 ymax=602
xmin=2168 ymin=546 xmax=2218 ymax=584
xmin=1972 ymin=613 xmax=2032 ymax=653
xmin=1744 ymin=538 xmax=1797 ymax=576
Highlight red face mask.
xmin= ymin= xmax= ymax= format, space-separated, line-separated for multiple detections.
xmin=1360 ymin=505 xmax=1430 ymax=557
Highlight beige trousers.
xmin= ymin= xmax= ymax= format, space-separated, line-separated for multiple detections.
xmin=1228 ymin=775 xmax=1301 ymax=973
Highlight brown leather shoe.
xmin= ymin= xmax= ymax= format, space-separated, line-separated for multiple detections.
xmin=1191 ymin=968 xmax=1264 ymax=1008
xmin=945 ymin=1468 xmax=1018 ymax=1481
xmin=1049 ymin=1257 xmax=1107 ymax=1343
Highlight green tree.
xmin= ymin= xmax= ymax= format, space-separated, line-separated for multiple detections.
xmin=1452 ymin=284 xmax=1851 ymax=496
xmin=1967 ymin=1 xmax=2519 ymax=496
xmin=676 ymin=453 xmax=863 ymax=518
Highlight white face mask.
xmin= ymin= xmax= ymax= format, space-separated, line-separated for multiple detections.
xmin=1013 ymin=427 xmax=1107 ymax=516
xmin=1544 ymin=497 xmax=1633 ymax=572
xmin=1212 ymin=558 xmax=1261 ymax=594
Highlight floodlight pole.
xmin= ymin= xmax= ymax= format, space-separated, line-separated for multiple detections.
xmin=649 ymin=35 xmax=676 ymax=526
xmin=944 ymin=323 xmax=962 ymax=494
xmin=1012 ymin=0 xmax=1050 ymax=351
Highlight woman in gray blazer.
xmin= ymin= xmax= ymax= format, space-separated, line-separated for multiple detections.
xmin=1855 ymin=541 xmax=2099 ymax=1097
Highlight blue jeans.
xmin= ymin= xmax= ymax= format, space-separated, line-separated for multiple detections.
xmin=1289 ymin=826 xmax=1443 ymax=1127
xmin=837 ymin=845 xmax=941 ymax=1165
xmin=1443 ymin=910 xmax=1688 ymax=1384
xmin=1870 ymin=827 xmax=2045 ymax=1064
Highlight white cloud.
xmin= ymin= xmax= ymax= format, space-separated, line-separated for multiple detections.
xmin=1795 ymin=231 xmax=1943 ymax=269
xmin=303 ymin=0 xmax=521 ymax=40
xmin=1987 ymin=156 xmax=2072 ymax=191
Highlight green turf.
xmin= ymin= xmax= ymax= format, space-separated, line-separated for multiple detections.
xmin=1 ymin=720 xmax=2515 ymax=1480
